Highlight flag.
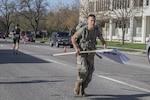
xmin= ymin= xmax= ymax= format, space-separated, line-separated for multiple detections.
xmin=96 ymin=49 xmax=130 ymax=64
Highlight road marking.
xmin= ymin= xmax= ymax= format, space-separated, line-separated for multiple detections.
xmin=94 ymin=74 xmax=150 ymax=93
xmin=45 ymin=58 xmax=150 ymax=93
xmin=45 ymin=59 xmax=75 ymax=69
xmin=35 ymin=46 xmax=40 ymax=48
xmin=0 ymin=44 xmax=3 ymax=47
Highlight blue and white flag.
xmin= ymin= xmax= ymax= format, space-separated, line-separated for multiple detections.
xmin=96 ymin=49 xmax=130 ymax=64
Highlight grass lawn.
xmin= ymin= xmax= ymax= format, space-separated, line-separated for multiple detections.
xmin=97 ymin=40 xmax=146 ymax=52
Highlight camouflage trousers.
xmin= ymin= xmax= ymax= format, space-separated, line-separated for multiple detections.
xmin=76 ymin=53 xmax=95 ymax=89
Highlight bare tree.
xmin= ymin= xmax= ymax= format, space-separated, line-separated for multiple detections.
xmin=20 ymin=0 xmax=47 ymax=38
xmin=107 ymin=0 xmax=142 ymax=44
xmin=46 ymin=0 xmax=79 ymax=33
xmin=0 ymin=0 xmax=15 ymax=35
xmin=79 ymin=0 xmax=90 ymax=22
xmin=66 ymin=6 xmax=79 ymax=32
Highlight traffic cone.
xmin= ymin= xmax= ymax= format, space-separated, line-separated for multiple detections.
xmin=64 ymin=46 xmax=66 ymax=52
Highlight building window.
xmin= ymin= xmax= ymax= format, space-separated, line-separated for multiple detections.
xmin=96 ymin=0 xmax=110 ymax=12
xmin=146 ymin=0 xmax=149 ymax=5
xmin=96 ymin=0 xmax=100 ymax=12
xmin=89 ymin=2 xmax=94 ymax=12
xmin=112 ymin=0 xmax=130 ymax=9
xmin=134 ymin=0 xmax=143 ymax=7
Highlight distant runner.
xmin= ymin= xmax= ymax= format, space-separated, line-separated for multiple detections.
xmin=12 ymin=24 xmax=21 ymax=54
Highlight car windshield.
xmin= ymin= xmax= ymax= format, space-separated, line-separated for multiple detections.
xmin=57 ymin=32 xmax=69 ymax=37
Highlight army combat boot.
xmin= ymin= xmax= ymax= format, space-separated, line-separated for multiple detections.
xmin=80 ymin=84 xmax=87 ymax=97
xmin=73 ymin=81 xmax=80 ymax=95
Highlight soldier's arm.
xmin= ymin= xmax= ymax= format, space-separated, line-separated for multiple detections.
xmin=12 ymin=30 xmax=16 ymax=34
xmin=71 ymin=34 xmax=80 ymax=54
xmin=99 ymin=36 xmax=107 ymax=49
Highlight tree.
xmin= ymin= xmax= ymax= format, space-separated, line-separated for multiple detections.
xmin=46 ymin=2 xmax=79 ymax=34
xmin=20 ymin=0 xmax=47 ymax=38
xmin=79 ymin=0 xmax=90 ymax=22
xmin=66 ymin=6 xmax=79 ymax=33
xmin=0 ymin=0 xmax=15 ymax=36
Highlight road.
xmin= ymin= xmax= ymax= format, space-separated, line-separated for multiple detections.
xmin=0 ymin=39 xmax=150 ymax=100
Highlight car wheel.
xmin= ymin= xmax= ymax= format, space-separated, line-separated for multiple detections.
xmin=148 ymin=49 xmax=150 ymax=63
xmin=50 ymin=42 xmax=53 ymax=47
xmin=56 ymin=42 xmax=59 ymax=48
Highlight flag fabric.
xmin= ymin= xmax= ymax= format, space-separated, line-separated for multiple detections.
xmin=96 ymin=49 xmax=130 ymax=64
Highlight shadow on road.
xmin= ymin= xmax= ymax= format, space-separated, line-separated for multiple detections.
xmin=0 ymin=80 xmax=64 ymax=84
xmin=0 ymin=49 xmax=51 ymax=64
xmin=88 ymin=93 xmax=150 ymax=100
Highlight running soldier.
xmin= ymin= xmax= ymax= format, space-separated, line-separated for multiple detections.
xmin=71 ymin=14 xmax=107 ymax=97
xmin=12 ymin=24 xmax=21 ymax=54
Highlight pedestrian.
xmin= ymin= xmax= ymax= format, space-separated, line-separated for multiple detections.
xmin=12 ymin=24 xmax=21 ymax=54
xmin=71 ymin=14 xmax=107 ymax=97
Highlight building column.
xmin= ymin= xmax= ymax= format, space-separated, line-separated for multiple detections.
xmin=129 ymin=17 xmax=135 ymax=42
xmin=109 ymin=19 xmax=113 ymax=41
xmin=142 ymin=16 xmax=146 ymax=43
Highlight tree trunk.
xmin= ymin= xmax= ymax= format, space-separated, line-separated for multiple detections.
xmin=121 ymin=27 xmax=126 ymax=45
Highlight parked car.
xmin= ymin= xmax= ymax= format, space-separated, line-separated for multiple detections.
xmin=0 ymin=32 xmax=5 ymax=39
xmin=146 ymin=37 xmax=150 ymax=63
xmin=49 ymin=32 xmax=73 ymax=48
xmin=24 ymin=34 xmax=35 ymax=42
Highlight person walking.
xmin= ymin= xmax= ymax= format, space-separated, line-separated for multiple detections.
xmin=71 ymin=14 xmax=107 ymax=97
xmin=12 ymin=24 xmax=21 ymax=54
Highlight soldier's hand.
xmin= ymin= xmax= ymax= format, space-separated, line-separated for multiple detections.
xmin=103 ymin=44 xmax=107 ymax=49
xmin=75 ymin=49 xmax=80 ymax=54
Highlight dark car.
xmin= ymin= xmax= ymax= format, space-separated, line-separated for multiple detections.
xmin=24 ymin=34 xmax=35 ymax=42
xmin=0 ymin=32 xmax=6 ymax=39
xmin=146 ymin=37 xmax=150 ymax=63
xmin=49 ymin=32 xmax=73 ymax=48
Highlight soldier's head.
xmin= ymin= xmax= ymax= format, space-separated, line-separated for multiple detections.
xmin=87 ymin=14 xmax=96 ymax=30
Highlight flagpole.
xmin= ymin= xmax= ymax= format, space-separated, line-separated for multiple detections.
xmin=52 ymin=49 xmax=113 ymax=56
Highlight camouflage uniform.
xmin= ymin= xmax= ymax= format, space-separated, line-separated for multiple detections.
xmin=74 ymin=25 xmax=102 ymax=96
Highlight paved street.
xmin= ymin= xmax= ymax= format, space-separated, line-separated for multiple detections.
xmin=0 ymin=39 xmax=150 ymax=100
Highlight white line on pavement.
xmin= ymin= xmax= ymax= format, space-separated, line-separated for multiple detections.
xmin=45 ymin=59 xmax=75 ymax=69
xmin=0 ymin=44 xmax=3 ymax=47
xmin=94 ymin=74 xmax=150 ymax=93
xmin=45 ymin=58 xmax=150 ymax=93
xmin=35 ymin=46 xmax=40 ymax=48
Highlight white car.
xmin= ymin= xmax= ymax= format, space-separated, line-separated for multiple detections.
xmin=146 ymin=37 xmax=150 ymax=63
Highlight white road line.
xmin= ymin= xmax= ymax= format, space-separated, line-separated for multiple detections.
xmin=45 ymin=58 xmax=150 ymax=93
xmin=45 ymin=59 xmax=75 ymax=69
xmin=0 ymin=44 xmax=3 ymax=47
xmin=94 ymin=74 xmax=150 ymax=93
xmin=35 ymin=46 xmax=40 ymax=48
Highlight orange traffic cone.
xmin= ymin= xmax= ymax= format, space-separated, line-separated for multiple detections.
xmin=64 ymin=46 xmax=66 ymax=52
